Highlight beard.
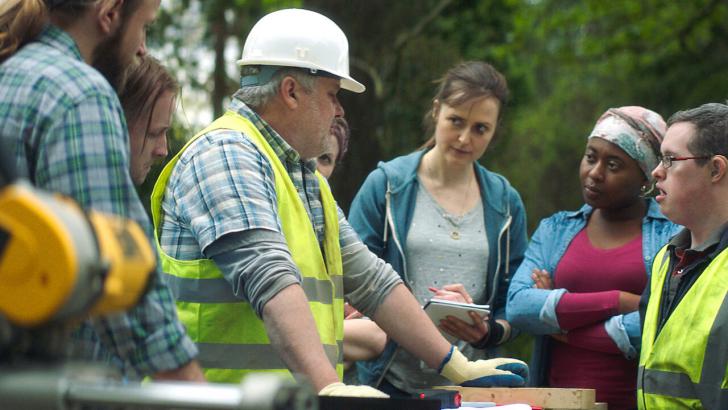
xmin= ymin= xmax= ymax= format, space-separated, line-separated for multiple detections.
xmin=91 ymin=27 xmax=130 ymax=92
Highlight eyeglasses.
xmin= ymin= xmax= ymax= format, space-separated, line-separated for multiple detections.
xmin=659 ymin=155 xmax=713 ymax=169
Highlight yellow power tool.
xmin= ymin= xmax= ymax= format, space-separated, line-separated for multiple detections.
xmin=0 ymin=180 xmax=153 ymax=328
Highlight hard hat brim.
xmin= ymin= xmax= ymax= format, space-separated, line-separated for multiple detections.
xmin=340 ymin=78 xmax=365 ymax=94
xmin=237 ymin=59 xmax=365 ymax=93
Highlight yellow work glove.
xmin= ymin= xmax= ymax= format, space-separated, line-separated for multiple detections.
xmin=439 ymin=346 xmax=529 ymax=387
xmin=318 ymin=382 xmax=390 ymax=398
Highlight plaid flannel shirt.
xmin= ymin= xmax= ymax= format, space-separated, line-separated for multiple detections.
xmin=159 ymin=97 xmax=333 ymax=258
xmin=0 ymin=25 xmax=197 ymax=378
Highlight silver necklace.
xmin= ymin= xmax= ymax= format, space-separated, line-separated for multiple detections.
xmin=443 ymin=175 xmax=475 ymax=240
xmin=423 ymin=155 xmax=475 ymax=240
xmin=442 ymin=212 xmax=464 ymax=239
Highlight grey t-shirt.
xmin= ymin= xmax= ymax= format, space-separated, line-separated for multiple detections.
xmin=385 ymin=184 xmax=492 ymax=393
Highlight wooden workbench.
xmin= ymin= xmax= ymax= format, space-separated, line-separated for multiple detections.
xmin=437 ymin=386 xmax=607 ymax=409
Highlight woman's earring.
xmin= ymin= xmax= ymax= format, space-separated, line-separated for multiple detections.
xmin=640 ymin=182 xmax=655 ymax=197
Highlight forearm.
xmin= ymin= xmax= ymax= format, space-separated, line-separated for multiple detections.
xmin=372 ymin=284 xmax=451 ymax=370
xmin=262 ymin=284 xmax=339 ymax=391
xmin=555 ymin=290 xmax=621 ymax=330
xmin=617 ymin=290 xmax=641 ymax=313
xmin=559 ymin=321 xmax=622 ymax=355
xmin=152 ymin=360 xmax=205 ymax=382
xmin=343 ymin=319 xmax=387 ymax=362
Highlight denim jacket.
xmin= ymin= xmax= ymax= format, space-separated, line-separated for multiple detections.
xmin=349 ymin=150 xmax=528 ymax=385
xmin=506 ymin=201 xmax=680 ymax=386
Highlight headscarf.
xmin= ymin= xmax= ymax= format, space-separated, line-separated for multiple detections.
xmin=588 ymin=106 xmax=666 ymax=181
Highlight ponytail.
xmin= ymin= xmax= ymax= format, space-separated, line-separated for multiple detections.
xmin=0 ymin=0 xmax=48 ymax=64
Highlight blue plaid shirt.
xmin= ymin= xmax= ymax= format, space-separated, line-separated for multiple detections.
xmin=0 ymin=25 xmax=197 ymax=378
xmin=160 ymin=98 xmax=333 ymax=258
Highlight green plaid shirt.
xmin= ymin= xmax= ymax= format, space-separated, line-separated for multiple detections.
xmin=0 ymin=25 xmax=197 ymax=378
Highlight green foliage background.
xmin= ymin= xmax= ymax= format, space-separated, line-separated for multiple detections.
xmin=142 ymin=0 xmax=728 ymax=363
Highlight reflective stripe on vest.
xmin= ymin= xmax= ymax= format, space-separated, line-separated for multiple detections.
xmin=196 ymin=341 xmax=344 ymax=370
xmin=164 ymin=273 xmax=344 ymax=304
xmin=638 ymin=246 xmax=728 ymax=409
xmin=150 ymin=110 xmax=344 ymax=383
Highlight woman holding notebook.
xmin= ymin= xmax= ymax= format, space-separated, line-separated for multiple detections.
xmin=348 ymin=61 xmax=528 ymax=396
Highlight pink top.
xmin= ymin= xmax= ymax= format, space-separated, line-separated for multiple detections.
xmin=548 ymin=228 xmax=645 ymax=410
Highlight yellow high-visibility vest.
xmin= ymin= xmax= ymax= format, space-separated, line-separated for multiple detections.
xmin=151 ymin=110 xmax=344 ymax=383
xmin=638 ymin=245 xmax=728 ymax=409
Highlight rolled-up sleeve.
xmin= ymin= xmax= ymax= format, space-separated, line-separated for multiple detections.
xmin=338 ymin=208 xmax=402 ymax=317
xmin=205 ymin=229 xmax=302 ymax=317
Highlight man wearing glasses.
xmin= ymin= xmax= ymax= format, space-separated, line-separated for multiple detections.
xmin=637 ymin=103 xmax=728 ymax=409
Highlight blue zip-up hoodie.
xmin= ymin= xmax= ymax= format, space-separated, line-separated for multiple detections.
xmin=506 ymin=201 xmax=680 ymax=386
xmin=348 ymin=150 xmax=528 ymax=385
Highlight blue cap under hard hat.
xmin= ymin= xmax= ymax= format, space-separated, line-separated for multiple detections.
xmin=240 ymin=65 xmax=339 ymax=88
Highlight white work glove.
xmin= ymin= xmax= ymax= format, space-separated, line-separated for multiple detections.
xmin=439 ymin=346 xmax=529 ymax=387
xmin=318 ymin=382 xmax=390 ymax=398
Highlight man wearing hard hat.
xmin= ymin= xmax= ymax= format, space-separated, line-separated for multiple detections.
xmin=152 ymin=8 xmax=528 ymax=396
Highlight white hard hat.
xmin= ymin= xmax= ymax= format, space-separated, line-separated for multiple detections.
xmin=237 ymin=8 xmax=365 ymax=93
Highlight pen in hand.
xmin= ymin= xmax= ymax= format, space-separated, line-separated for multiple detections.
xmin=428 ymin=285 xmax=474 ymax=304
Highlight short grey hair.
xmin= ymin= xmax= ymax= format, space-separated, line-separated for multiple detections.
xmin=235 ymin=67 xmax=317 ymax=111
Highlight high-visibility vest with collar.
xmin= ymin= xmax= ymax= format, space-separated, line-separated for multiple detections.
xmin=638 ymin=245 xmax=728 ymax=409
xmin=150 ymin=110 xmax=344 ymax=383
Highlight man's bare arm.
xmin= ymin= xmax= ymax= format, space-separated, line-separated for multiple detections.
xmin=372 ymin=283 xmax=451 ymax=369
xmin=152 ymin=360 xmax=206 ymax=382
xmin=262 ymin=284 xmax=339 ymax=391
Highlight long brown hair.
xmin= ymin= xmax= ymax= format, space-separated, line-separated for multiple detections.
xmin=0 ymin=0 xmax=47 ymax=64
xmin=420 ymin=61 xmax=509 ymax=150
xmin=119 ymin=55 xmax=179 ymax=144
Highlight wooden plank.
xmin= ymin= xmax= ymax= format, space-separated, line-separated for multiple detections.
xmin=435 ymin=386 xmax=596 ymax=409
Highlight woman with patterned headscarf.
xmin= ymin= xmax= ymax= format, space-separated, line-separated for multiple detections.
xmin=507 ymin=107 xmax=682 ymax=409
